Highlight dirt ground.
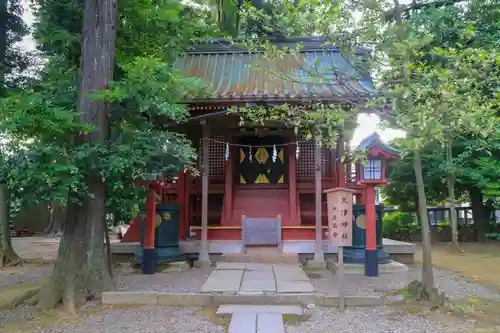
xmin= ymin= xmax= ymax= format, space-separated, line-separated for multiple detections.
xmin=415 ymin=242 xmax=500 ymax=292
xmin=11 ymin=236 xmax=60 ymax=262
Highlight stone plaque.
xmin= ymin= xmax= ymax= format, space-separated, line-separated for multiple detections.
xmin=242 ymin=216 xmax=281 ymax=246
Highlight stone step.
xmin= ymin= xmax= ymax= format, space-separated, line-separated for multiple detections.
xmin=326 ymin=259 xmax=409 ymax=275
xmin=224 ymin=308 xmax=288 ymax=333
xmin=257 ymin=313 xmax=285 ymax=333
xmin=228 ymin=312 xmax=257 ymax=333
xmin=217 ymin=304 xmax=303 ymax=315
xmin=220 ymin=248 xmax=299 ymax=264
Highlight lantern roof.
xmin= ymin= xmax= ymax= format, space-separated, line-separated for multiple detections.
xmin=356 ymin=132 xmax=401 ymax=160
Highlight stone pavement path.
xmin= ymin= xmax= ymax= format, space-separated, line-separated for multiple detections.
xmin=201 ymin=262 xmax=314 ymax=294
xmin=218 ymin=305 xmax=303 ymax=333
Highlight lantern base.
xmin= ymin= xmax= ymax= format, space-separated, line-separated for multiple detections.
xmin=343 ymin=247 xmax=391 ymax=265
xmin=141 ymin=248 xmax=156 ymax=275
xmin=364 ymin=249 xmax=378 ymax=277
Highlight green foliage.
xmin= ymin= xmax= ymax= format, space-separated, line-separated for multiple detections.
xmin=383 ymin=140 xmax=449 ymax=209
xmin=382 ymin=211 xmax=420 ymax=237
xmin=0 ymin=0 xmax=216 ymax=223
xmin=1 ymin=0 xmax=30 ymax=90
xmin=231 ymin=102 xmax=356 ymax=148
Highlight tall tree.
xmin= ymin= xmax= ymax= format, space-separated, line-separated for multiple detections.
xmin=0 ymin=0 xmax=211 ymax=310
xmin=0 ymin=0 xmax=28 ymax=266
xmin=37 ymin=0 xmax=118 ymax=313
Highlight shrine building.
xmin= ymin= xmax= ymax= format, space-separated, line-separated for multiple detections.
xmin=120 ymin=36 xmax=415 ymax=269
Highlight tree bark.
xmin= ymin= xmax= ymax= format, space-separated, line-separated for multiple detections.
xmin=45 ymin=203 xmax=66 ymax=235
xmin=414 ymin=149 xmax=437 ymax=299
xmin=392 ymin=0 xmax=437 ymax=299
xmin=38 ymin=0 xmax=117 ymax=313
xmin=0 ymin=0 xmax=6 ymax=97
xmin=469 ymin=187 xmax=487 ymax=242
xmin=446 ymin=143 xmax=460 ymax=249
xmin=0 ymin=184 xmax=21 ymax=267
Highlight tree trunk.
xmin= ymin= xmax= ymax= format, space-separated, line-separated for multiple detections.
xmin=414 ymin=149 xmax=437 ymax=299
xmin=45 ymin=204 xmax=66 ymax=235
xmin=0 ymin=184 xmax=21 ymax=267
xmin=446 ymin=143 xmax=460 ymax=249
xmin=38 ymin=0 xmax=117 ymax=313
xmin=0 ymin=0 xmax=6 ymax=96
xmin=469 ymin=187 xmax=487 ymax=242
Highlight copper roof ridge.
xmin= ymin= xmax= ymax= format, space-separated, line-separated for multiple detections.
xmin=186 ymin=36 xmax=371 ymax=55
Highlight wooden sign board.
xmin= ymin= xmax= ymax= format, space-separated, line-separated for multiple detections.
xmin=324 ymin=188 xmax=356 ymax=247
xmin=324 ymin=187 xmax=356 ymax=312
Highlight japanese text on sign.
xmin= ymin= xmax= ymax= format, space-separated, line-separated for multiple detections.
xmin=325 ymin=189 xmax=355 ymax=247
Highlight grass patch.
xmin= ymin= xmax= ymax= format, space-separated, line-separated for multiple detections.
xmin=0 ymin=282 xmax=43 ymax=310
xmin=415 ymin=242 xmax=500 ymax=291
xmin=195 ymin=307 xmax=230 ymax=329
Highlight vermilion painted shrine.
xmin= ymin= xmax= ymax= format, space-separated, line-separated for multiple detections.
xmin=119 ymin=37 xmax=414 ymax=274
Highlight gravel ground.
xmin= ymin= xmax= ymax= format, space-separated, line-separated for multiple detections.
xmin=0 ymin=265 xmax=52 ymax=288
xmin=287 ymin=307 xmax=473 ymax=333
xmin=39 ymin=306 xmax=224 ymax=333
xmin=311 ymin=266 xmax=500 ymax=301
xmin=115 ymin=266 xmax=213 ymax=293
xmin=0 ymin=306 xmax=35 ymax=327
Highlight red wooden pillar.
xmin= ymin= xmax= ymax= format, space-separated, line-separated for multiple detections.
xmin=288 ymin=142 xmax=297 ymax=225
xmin=177 ymin=170 xmax=186 ymax=240
xmin=314 ymin=135 xmax=324 ymax=261
xmin=184 ymin=173 xmax=191 ymax=238
xmin=199 ymin=122 xmax=210 ymax=262
xmin=330 ymin=149 xmax=337 ymax=187
xmin=364 ymin=185 xmax=378 ymax=276
xmin=337 ymin=137 xmax=346 ymax=187
xmin=142 ymin=183 xmax=157 ymax=274
xmin=223 ymin=137 xmax=233 ymax=225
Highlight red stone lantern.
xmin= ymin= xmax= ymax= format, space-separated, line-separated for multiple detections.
xmin=356 ymin=133 xmax=399 ymax=186
xmin=354 ymin=133 xmax=400 ymax=277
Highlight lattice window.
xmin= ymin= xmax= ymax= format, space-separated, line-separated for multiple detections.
xmin=198 ymin=136 xmax=226 ymax=180
xmin=296 ymin=140 xmax=331 ymax=179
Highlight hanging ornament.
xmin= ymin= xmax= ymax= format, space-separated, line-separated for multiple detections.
xmin=272 ymin=144 xmax=277 ymax=163
xmin=249 ymin=146 xmax=252 ymax=163
xmin=225 ymin=142 xmax=230 ymax=161
xmin=296 ymin=142 xmax=300 ymax=160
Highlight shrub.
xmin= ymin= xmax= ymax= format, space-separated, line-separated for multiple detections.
xmin=383 ymin=211 xmax=420 ymax=237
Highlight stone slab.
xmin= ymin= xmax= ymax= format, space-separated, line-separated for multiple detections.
xmin=209 ymin=269 xmax=245 ymax=280
xmin=211 ymin=294 xmax=319 ymax=306
xmin=328 ymin=260 xmax=409 ymax=275
xmin=217 ymin=305 xmax=303 ymax=315
xmin=244 ymin=270 xmax=275 ymax=281
xmin=113 ymin=239 xmax=416 ymax=257
xmin=201 ymin=269 xmax=244 ymax=293
xmin=273 ymin=269 xmax=309 ymax=282
xmin=157 ymin=293 xmax=211 ymax=307
xmin=217 ymin=262 xmax=247 ymax=270
xmin=228 ymin=312 xmax=257 ymax=333
xmin=240 ymin=279 xmax=276 ymax=293
xmin=246 ymin=263 xmax=274 ymax=271
xmin=102 ymin=291 xmax=385 ymax=308
xmin=102 ymin=292 xmax=158 ymax=305
xmin=257 ymin=313 xmax=285 ymax=333
xmin=276 ymin=280 xmax=315 ymax=293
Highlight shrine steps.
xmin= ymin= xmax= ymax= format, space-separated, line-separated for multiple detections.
xmin=219 ymin=247 xmax=299 ymax=265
